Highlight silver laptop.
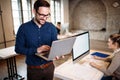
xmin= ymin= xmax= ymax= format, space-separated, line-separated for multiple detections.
xmin=35 ymin=36 xmax=76 ymax=61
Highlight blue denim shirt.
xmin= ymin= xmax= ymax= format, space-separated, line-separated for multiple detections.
xmin=15 ymin=19 xmax=57 ymax=66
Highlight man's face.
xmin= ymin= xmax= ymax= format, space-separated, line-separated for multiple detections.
xmin=34 ymin=7 xmax=50 ymax=25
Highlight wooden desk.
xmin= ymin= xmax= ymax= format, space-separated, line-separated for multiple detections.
xmin=54 ymin=50 xmax=110 ymax=80
xmin=0 ymin=46 xmax=24 ymax=80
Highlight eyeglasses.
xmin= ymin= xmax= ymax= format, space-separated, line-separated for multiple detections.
xmin=36 ymin=11 xmax=50 ymax=18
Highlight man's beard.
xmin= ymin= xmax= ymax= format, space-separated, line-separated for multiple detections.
xmin=36 ymin=18 xmax=45 ymax=25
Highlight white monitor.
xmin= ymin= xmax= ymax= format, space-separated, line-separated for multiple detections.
xmin=60 ymin=23 xmax=69 ymax=35
xmin=72 ymin=31 xmax=90 ymax=61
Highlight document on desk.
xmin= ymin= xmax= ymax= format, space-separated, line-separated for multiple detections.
xmin=91 ymin=52 xmax=110 ymax=58
xmin=72 ymin=63 xmax=103 ymax=80
xmin=55 ymin=59 xmax=104 ymax=80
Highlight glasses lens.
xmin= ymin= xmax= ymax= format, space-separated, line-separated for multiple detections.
xmin=37 ymin=12 xmax=50 ymax=18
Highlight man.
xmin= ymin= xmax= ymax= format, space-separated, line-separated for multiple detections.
xmin=56 ymin=22 xmax=61 ymax=35
xmin=15 ymin=0 xmax=57 ymax=80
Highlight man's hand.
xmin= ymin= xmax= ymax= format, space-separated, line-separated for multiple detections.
xmin=53 ymin=55 xmax=65 ymax=60
xmin=37 ymin=45 xmax=50 ymax=53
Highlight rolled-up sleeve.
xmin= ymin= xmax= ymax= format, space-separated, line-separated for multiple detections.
xmin=99 ymin=52 xmax=120 ymax=76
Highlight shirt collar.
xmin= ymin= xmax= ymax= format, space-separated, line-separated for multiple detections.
xmin=31 ymin=18 xmax=37 ymax=26
xmin=114 ymin=48 xmax=120 ymax=54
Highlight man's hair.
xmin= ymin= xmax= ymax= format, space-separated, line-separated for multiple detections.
xmin=57 ymin=22 xmax=61 ymax=25
xmin=110 ymin=33 xmax=120 ymax=47
xmin=34 ymin=0 xmax=50 ymax=12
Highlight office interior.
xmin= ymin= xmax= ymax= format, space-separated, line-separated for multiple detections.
xmin=0 ymin=0 xmax=120 ymax=80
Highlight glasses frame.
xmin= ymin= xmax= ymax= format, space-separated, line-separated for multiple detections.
xmin=36 ymin=11 xmax=51 ymax=18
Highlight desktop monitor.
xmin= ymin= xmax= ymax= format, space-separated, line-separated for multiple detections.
xmin=60 ymin=23 xmax=69 ymax=35
xmin=72 ymin=31 xmax=90 ymax=61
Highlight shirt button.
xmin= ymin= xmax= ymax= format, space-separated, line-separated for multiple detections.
xmin=38 ymin=37 xmax=40 ymax=39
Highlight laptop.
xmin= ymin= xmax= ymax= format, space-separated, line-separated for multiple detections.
xmin=35 ymin=36 xmax=76 ymax=61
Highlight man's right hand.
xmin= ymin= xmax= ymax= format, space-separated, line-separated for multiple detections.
xmin=37 ymin=45 xmax=50 ymax=53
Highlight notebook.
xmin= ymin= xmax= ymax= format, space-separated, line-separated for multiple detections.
xmin=91 ymin=52 xmax=110 ymax=58
xmin=35 ymin=37 xmax=76 ymax=61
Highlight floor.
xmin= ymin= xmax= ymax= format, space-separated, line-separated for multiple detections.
xmin=0 ymin=39 xmax=112 ymax=80
xmin=0 ymin=54 xmax=70 ymax=80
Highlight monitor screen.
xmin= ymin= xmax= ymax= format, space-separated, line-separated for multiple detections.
xmin=60 ymin=23 xmax=69 ymax=35
xmin=72 ymin=31 xmax=90 ymax=61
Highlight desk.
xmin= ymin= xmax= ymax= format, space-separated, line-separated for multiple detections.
xmin=54 ymin=50 xmax=110 ymax=80
xmin=57 ymin=32 xmax=79 ymax=39
xmin=0 ymin=46 xmax=24 ymax=80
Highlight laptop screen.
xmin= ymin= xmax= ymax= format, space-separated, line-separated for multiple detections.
xmin=72 ymin=31 xmax=90 ymax=61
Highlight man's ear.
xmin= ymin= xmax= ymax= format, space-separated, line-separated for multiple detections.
xmin=32 ymin=9 xmax=36 ymax=15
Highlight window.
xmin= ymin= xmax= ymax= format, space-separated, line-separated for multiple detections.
xmin=50 ymin=0 xmax=61 ymax=24
xmin=11 ymin=0 xmax=21 ymax=34
xmin=11 ymin=0 xmax=61 ymax=34
xmin=22 ymin=0 xmax=32 ymax=23
xmin=11 ymin=0 xmax=32 ymax=34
